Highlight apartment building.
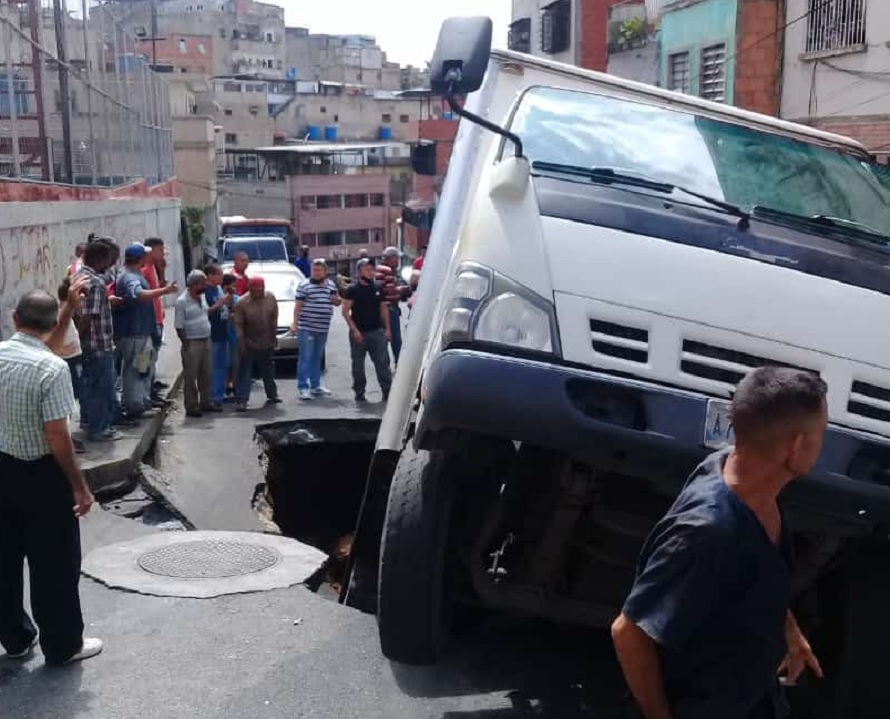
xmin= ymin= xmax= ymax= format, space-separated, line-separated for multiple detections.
xmin=509 ymin=0 xmax=660 ymax=75
xmin=781 ymin=0 xmax=888 ymax=158
xmin=284 ymin=29 xmax=402 ymax=90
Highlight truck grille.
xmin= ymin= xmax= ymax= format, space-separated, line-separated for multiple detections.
xmin=848 ymin=381 xmax=890 ymax=423
xmin=681 ymin=340 xmax=812 ymax=386
xmin=590 ymin=319 xmax=649 ymax=364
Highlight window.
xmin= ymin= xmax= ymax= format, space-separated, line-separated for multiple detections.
xmin=219 ymin=28 xmax=226 ymax=39
xmin=382 ymin=113 xmax=392 ymax=123
xmin=508 ymin=86 xmax=890 ymax=240
xmin=300 ymin=195 xmax=316 ymax=210
xmin=508 ymin=17 xmax=532 ymax=53
xmin=320 ymin=106 xmax=326 ymax=113
xmin=369 ymin=193 xmax=385 ymax=207
xmin=319 ymin=231 xmax=344 ymax=246
xmin=224 ymin=108 xmax=232 ymax=116
xmin=344 ymin=194 xmax=368 ymax=208
xmin=223 ymin=81 xmax=240 ymax=92
xmin=316 ymin=195 xmax=340 ymax=209
xmin=667 ymin=52 xmax=691 ymax=94
xmin=277 ymin=60 xmax=283 ymax=69
xmin=180 ymin=67 xmax=187 ymax=73
xmin=224 ymin=133 xmax=237 ymax=144
xmin=541 ymin=0 xmax=571 ymax=55
xmin=699 ymin=44 xmax=726 ymax=102
xmin=178 ymin=38 xmax=187 ymax=53
xmin=266 ymin=32 xmax=273 ymax=42
xmin=344 ymin=229 xmax=370 ymax=245
xmin=399 ymin=114 xmax=410 ymax=123
xmin=806 ymin=0 xmax=866 ymax=54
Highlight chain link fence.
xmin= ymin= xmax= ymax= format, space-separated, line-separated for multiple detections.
xmin=0 ymin=0 xmax=173 ymax=186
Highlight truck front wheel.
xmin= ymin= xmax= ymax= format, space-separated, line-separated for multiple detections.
xmin=377 ymin=446 xmax=455 ymax=665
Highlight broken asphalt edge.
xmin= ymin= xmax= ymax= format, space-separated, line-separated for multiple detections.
xmin=83 ymin=370 xmax=184 ymax=502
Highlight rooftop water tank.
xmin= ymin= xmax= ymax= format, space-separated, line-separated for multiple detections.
xmin=324 ymin=125 xmax=338 ymax=142
xmin=379 ymin=126 xmax=393 ymax=140
xmin=307 ymin=125 xmax=322 ymax=141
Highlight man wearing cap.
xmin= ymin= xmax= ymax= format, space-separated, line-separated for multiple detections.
xmin=114 ymin=245 xmax=178 ymax=419
xmin=174 ymin=270 xmax=217 ymax=418
xmin=343 ymin=258 xmax=392 ymax=402
xmin=232 ymin=276 xmax=281 ymax=412
xmin=375 ymin=246 xmax=411 ymax=365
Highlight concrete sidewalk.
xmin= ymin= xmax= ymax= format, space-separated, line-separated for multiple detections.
xmin=76 ymin=315 xmax=182 ymax=497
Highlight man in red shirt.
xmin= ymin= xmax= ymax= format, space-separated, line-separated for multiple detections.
xmin=374 ymin=247 xmax=410 ymax=364
xmin=412 ymin=245 xmax=426 ymax=271
xmin=231 ymin=252 xmax=250 ymax=296
xmin=142 ymin=238 xmax=168 ymax=404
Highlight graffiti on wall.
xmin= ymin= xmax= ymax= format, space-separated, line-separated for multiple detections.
xmin=0 ymin=201 xmax=181 ymax=339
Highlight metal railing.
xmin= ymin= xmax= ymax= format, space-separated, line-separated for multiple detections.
xmin=806 ymin=0 xmax=867 ymax=54
xmin=0 ymin=0 xmax=173 ymax=186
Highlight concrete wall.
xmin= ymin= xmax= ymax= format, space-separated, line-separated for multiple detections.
xmin=660 ymin=0 xmax=738 ymax=99
xmin=732 ymin=0 xmax=782 ymax=116
xmin=0 ymin=196 xmax=183 ymax=340
xmin=276 ymin=94 xmax=424 ymax=143
xmin=219 ymin=179 xmax=291 ymax=218
xmin=781 ymin=0 xmax=889 ymax=126
xmin=173 ymin=115 xmax=217 ymax=208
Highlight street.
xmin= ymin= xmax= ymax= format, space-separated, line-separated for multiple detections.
xmin=0 ymin=312 xmax=628 ymax=719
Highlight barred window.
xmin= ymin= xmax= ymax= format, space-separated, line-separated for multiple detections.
xmin=699 ymin=44 xmax=726 ymax=102
xmin=806 ymin=0 xmax=866 ymax=54
xmin=541 ymin=0 xmax=571 ymax=55
xmin=667 ymin=52 xmax=691 ymax=94
xmin=508 ymin=17 xmax=532 ymax=53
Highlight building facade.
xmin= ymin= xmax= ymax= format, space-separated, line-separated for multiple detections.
xmin=781 ymin=0 xmax=888 ymax=159
xmin=659 ymin=0 xmax=783 ymax=115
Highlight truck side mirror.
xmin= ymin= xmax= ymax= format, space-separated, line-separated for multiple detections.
xmin=429 ymin=16 xmax=493 ymax=96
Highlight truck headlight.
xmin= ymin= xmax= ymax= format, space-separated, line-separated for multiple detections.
xmin=442 ymin=263 xmax=559 ymax=355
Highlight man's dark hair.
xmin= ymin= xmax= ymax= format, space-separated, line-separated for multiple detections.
xmin=731 ymin=367 xmax=827 ymax=447
xmin=58 ymin=276 xmax=71 ymax=302
xmin=222 ymin=273 xmax=236 ymax=287
xmin=145 ymin=237 xmax=165 ymax=249
xmin=204 ymin=263 xmax=223 ymax=277
xmin=82 ymin=241 xmax=112 ymax=267
xmin=15 ymin=290 xmax=59 ymax=333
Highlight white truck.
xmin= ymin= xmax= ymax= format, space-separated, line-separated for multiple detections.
xmin=343 ymin=17 xmax=890 ymax=716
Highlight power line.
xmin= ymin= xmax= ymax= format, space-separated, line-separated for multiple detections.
xmin=723 ymin=0 xmax=833 ymax=69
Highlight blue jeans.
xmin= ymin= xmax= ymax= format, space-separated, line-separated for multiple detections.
xmin=211 ymin=341 xmax=230 ymax=403
xmin=118 ymin=336 xmax=153 ymax=417
xmin=81 ymin=350 xmax=116 ymax=438
xmin=297 ymin=329 xmax=328 ymax=391
xmin=389 ymin=304 xmax=402 ymax=363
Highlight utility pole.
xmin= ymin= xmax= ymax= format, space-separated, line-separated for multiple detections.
xmin=150 ymin=0 xmax=158 ymax=65
xmin=52 ymin=0 xmax=73 ymax=183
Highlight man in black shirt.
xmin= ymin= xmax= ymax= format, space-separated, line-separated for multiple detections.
xmin=612 ymin=367 xmax=827 ymax=719
xmin=342 ymin=259 xmax=392 ymax=402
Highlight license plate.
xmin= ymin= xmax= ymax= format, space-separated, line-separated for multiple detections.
xmin=703 ymin=399 xmax=735 ymax=449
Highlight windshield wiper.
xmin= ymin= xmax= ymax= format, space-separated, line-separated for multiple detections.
xmin=752 ymin=206 xmax=890 ymax=247
xmin=531 ymin=161 xmax=751 ymax=227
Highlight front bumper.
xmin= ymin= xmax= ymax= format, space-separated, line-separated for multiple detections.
xmin=416 ymin=349 xmax=890 ymax=536
xmin=275 ymin=331 xmax=298 ymax=359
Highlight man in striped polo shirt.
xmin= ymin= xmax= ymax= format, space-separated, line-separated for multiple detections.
xmin=291 ymin=258 xmax=341 ymax=400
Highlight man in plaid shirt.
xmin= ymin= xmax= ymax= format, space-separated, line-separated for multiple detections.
xmin=0 ymin=290 xmax=103 ymax=665
xmin=75 ymin=241 xmax=120 ymax=442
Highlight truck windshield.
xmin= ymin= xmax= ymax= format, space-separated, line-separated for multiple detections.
xmin=223 ymin=224 xmax=291 ymax=239
xmin=222 ymin=239 xmax=288 ymax=262
xmin=510 ymin=86 xmax=890 ymax=237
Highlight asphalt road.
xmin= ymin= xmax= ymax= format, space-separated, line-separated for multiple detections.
xmin=0 ymin=312 xmax=630 ymax=718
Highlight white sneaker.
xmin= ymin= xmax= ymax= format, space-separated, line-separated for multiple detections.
xmin=311 ymin=387 xmax=332 ymax=397
xmin=299 ymin=389 xmax=313 ymax=401
xmin=6 ymin=636 xmax=37 ymax=659
xmin=64 ymin=638 xmax=103 ymax=664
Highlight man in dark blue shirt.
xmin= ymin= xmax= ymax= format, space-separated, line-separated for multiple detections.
xmin=612 ymin=367 xmax=828 ymax=719
xmin=294 ymin=245 xmax=311 ymax=278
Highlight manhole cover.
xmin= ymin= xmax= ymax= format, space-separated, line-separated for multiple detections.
xmin=137 ymin=539 xmax=281 ymax=579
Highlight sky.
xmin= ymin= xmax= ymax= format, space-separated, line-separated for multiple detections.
xmin=279 ymin=0 xmax=511 ymax=68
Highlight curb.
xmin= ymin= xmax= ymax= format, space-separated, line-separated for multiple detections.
xmin=83 ymin=371 xmax=184 ymax=500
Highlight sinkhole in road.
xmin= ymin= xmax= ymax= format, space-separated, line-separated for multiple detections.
xmin=256 ymin=418 xmax=380 ymax=598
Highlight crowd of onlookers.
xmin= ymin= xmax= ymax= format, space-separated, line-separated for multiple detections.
xmin=50 ymin=235 xmax=423 ymax=443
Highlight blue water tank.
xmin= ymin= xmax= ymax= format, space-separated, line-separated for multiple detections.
xmin=443 ymin=111 xmax=454 ymax=121
xmin=307 ymin=125 xmax=322 ymax=141
xmin=379 ymin=125 xmax=393 ymax=140
xmin=324 ymin=125 xmax=338 ymax=142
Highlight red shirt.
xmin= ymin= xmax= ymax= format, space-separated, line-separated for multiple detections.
xmin=232 ymin=269 xmax=250 ymax=297
xmin=142 ymin=263 xmax=164 ymax=324
xmin=412 ymin=256 xmax=425 ymax=271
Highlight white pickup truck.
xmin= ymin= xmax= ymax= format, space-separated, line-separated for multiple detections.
xmin=343 ymin=17 xmax=890 ymax=717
